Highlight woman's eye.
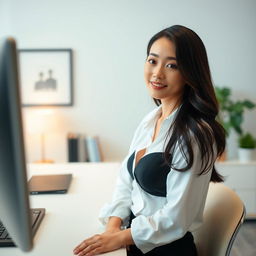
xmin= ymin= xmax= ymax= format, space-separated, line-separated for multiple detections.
xmin=167 ymin=63 xmax=178 ymax=69
xmin=147 ymin=59 xmax=155 ymax=64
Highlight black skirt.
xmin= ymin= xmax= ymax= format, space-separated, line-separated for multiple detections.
xmin=127 ymin=212 xmax=198 ymax=256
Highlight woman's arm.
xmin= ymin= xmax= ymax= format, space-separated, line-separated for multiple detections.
xmin=105 ymin=216 xmax=122 ymax=233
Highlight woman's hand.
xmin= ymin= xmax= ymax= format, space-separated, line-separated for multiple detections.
xmin=73 ymin=231 xmax=122 ymax=256
xmin=73 ymin=229 xmax=133 ymax=256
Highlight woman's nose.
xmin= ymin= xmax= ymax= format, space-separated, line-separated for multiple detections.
xmin=153 ymin=65 xmax=165 ymax=79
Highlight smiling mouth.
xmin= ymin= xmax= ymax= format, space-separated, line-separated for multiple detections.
xmin=150 ymin=82 xmax=167 ymax=89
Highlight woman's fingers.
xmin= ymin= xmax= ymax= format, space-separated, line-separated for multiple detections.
xmin=77 ymin=242 xmax=101 ymax=256
xmin=73 ymin=235 xmax=100 ymax=254
xmin=73 ymin=240 xmax=88 ymax=254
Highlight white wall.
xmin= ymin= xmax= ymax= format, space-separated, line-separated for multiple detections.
xmin=0 ymin=0 xmax=11 ymax=37
xmin=3 ymin=0 xmax=256 ymax=162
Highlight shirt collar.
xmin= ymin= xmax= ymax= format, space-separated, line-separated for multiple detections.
xmin=143 ymin=104 xmax=181 ymax=129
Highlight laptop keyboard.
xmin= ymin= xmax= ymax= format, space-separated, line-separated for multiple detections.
xmin=0 ymin=208 xmax=45 ymax=247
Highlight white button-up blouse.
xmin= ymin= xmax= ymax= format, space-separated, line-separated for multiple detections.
xmin=99 ymin=105 xmax=214 ymax=253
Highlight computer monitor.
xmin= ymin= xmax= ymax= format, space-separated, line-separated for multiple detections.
xmin=0 ymin=37 xmax=33 ymax=251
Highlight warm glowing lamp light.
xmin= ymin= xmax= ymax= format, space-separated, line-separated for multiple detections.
xmin=26 ymin=108 xmax=58 ymax=163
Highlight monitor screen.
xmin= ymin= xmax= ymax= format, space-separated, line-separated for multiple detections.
xmin=0 ymin=37 xmax=33 ymax=251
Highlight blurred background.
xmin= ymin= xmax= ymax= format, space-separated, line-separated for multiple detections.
xmin=0 ymin=0 xmax=255 ymax=163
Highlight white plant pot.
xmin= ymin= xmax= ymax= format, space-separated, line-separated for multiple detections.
xmin=238 ymin=148 xmax=255 ymax=163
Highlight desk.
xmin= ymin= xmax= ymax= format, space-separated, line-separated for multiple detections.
xmin=1 ymin=163 xmax=126 ymax=256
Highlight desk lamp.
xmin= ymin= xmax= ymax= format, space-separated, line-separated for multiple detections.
xmin=25 ymin=108 xmax=58 ymax=163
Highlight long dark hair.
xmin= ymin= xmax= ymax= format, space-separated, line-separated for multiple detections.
xmin=147 ymin=25 xmax=226 ymax=182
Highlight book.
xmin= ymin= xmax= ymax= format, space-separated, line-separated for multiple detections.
xmin=67 ymin=133 xmax=79 ymax=162
xmin=79 ymin=135 xmax=89 ymax=162
xmin=85 ymin=136 xmax=102 ymax=162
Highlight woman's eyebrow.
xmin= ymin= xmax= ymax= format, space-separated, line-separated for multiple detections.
xmin=149 ymin=53 xmax=176 ymax=60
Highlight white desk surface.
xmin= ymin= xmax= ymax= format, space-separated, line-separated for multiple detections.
xmin=1 ymin=162 xmax=126 ymax=256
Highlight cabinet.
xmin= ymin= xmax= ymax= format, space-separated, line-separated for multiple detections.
xmin=215 ymin=161 xmax=256 ymax=218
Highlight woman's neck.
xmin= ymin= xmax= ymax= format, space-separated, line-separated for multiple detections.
xmin=160 ymin=99 xmax=181 ymax=120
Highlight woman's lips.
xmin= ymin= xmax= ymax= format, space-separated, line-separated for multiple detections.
xmin=150 ymin=82 xmax=167 ymax=90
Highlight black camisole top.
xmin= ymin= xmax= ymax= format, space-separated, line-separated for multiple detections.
xmin=127 ymin=151 xmax=171 ymax=197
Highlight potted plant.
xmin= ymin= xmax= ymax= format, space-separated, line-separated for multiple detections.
xmin=214 ymin=86 xmax=256 ymax=161
xmin=238 ymin=133 xmax=256 ymax=162
xmin=214 ymin=86 xmax=255 ymax=136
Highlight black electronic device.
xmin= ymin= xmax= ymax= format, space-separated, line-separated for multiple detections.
xmin=0 ymin=37 xmax=45 ymax=251
xmin=28 ymin=174 xmax=72 ymax=194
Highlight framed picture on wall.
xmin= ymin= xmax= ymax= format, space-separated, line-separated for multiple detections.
xmin=18 ymin=48 xmax=73 ymax=106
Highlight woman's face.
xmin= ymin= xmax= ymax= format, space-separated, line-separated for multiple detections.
xmin=144 ymin=37 xmax=185 ymax=105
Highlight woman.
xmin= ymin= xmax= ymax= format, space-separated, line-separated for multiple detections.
xmin=73 ymin=25 xmax=226 ymax=256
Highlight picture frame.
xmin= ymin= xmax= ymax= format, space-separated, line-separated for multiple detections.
xmin=18 ymin=48 xmax=73 ymax=106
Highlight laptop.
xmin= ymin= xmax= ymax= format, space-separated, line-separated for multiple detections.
xmin=28 ymin=174 xmax=72 ymax=195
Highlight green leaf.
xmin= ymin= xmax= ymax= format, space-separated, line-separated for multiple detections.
xmin=222 ymin=87 xmax=231 ymax=97
xmin=243 ymin=100 xmax=256 ymax=109
xmin=214 ymin=86 xmax=231 ymax=107
xmin=232 ymin=102 xmax=244 ymax=113
xmin=230 ymin=113 xmax=243 ymax=125
xmin=230 ymin=114 xmax=243 ymax=135
xmin=223 ymin=122 xmax=231 ymax=135
xmin=233 ymin=125 xmax=243 ymax=135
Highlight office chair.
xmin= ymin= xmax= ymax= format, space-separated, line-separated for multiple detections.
xmin=193 ymin=182 xmax=245 ymax=256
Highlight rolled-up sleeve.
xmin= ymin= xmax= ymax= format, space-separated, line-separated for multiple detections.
xmin=130 ymin=141 xmax=213 ymax=253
